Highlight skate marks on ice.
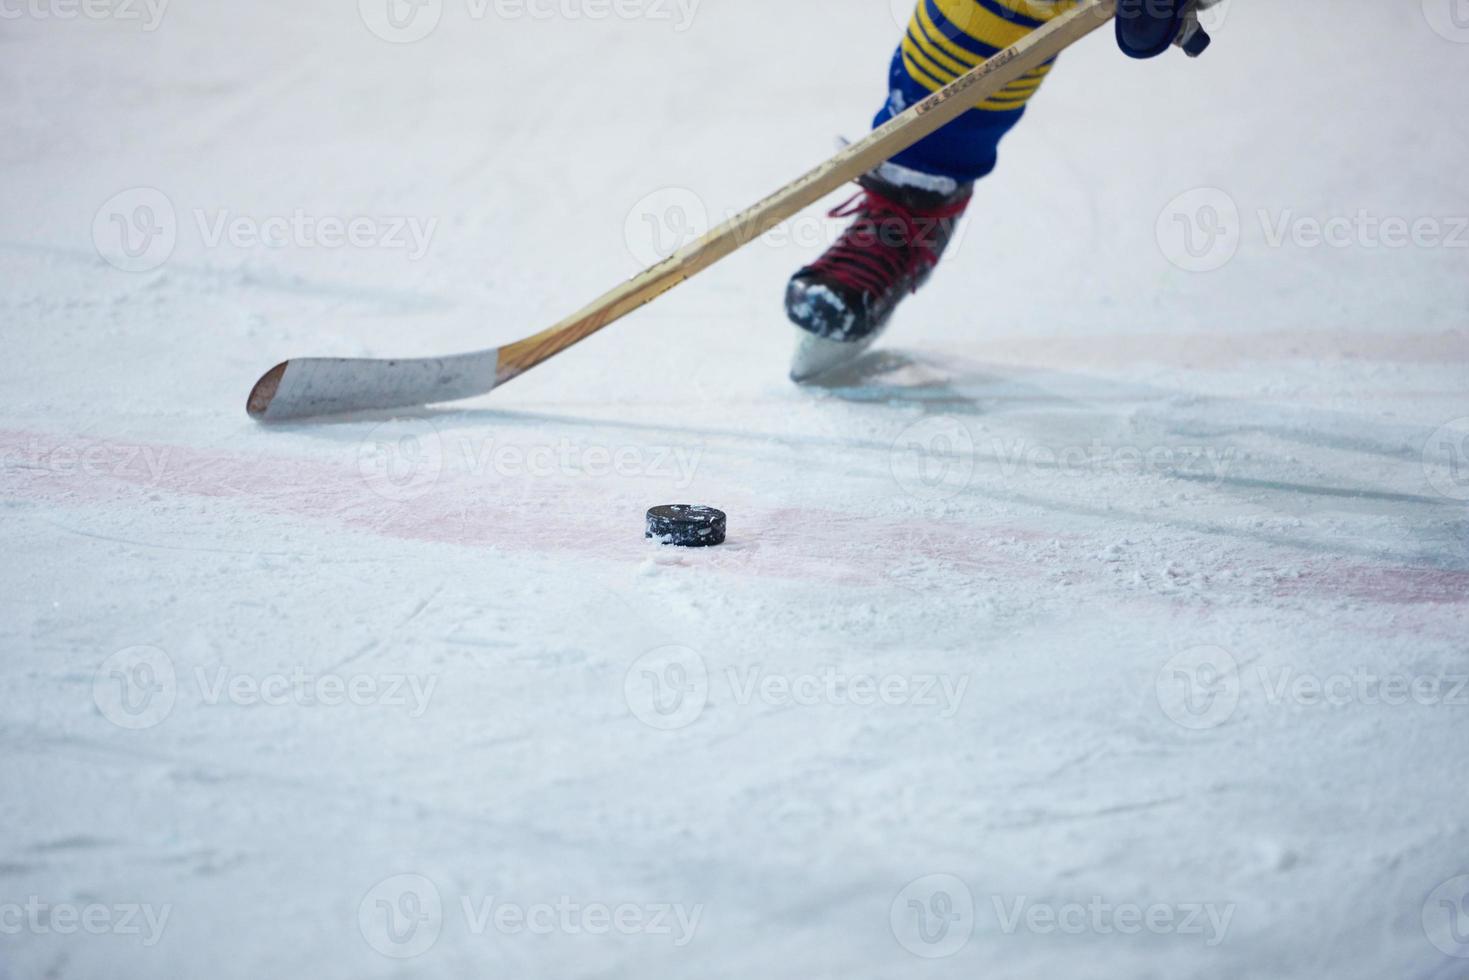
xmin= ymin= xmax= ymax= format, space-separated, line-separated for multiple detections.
xmin=800 ymin=348 xmax=1456 ymax=499
xmin=785 ymin=350 xmax=1469 ymax=590
xmin=0 ymin=715 xmax=656 ymax=894
xmin=4 ymin=400 xmax=1466 ymax=615
xmin=6 ymin=348 xmax=1464 ymax=604
xmin=795 ymin=349 xmax=1031 ymax=416
xmin=803 ymin=347 xmax=1442 ymax=457
xmin=416 ymin=400 xmax=1457 ymax=577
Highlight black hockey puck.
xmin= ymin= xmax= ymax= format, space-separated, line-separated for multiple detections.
xmin=645 ymin=504 xmax=726 ymax=547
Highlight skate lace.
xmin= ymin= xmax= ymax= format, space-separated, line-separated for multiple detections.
xmin=808 ymin=189 xmax=969 ymax=297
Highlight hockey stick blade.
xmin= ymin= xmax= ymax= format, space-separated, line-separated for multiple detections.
xmin=247 ymin=349 xmax=502 ymax=422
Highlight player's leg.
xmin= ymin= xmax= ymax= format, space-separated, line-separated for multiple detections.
xmin=787 ymin=0 xmax=1069 ymax=380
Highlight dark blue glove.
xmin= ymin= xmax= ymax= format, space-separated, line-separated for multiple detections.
xmin=1116 ymin=0 xmax=1214 ymax=59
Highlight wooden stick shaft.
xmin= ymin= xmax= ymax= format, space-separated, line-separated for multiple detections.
xmin=496 ymin=0 xmax=1116 ymax=383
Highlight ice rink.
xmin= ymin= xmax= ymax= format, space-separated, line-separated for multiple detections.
xmin=3 ymin=1 xmax=1468 ymax=977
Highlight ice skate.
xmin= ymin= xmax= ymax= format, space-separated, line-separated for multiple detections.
xmin=786 ymin=162 xmax=972 ymax=382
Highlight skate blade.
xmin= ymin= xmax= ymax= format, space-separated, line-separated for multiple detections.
xmin=789 ymin=329 xmax=878 ymax=383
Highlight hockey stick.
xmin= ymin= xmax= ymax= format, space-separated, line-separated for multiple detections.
xmin=247 ymin=0 xmax=1116 ymax=421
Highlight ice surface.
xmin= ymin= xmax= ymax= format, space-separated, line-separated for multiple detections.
xmin=2 ymin=2 xmax=1468 ymax=979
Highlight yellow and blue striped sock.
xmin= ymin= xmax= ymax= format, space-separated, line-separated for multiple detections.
xmin=878 ymin=0 xmax=1074 ymax=182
